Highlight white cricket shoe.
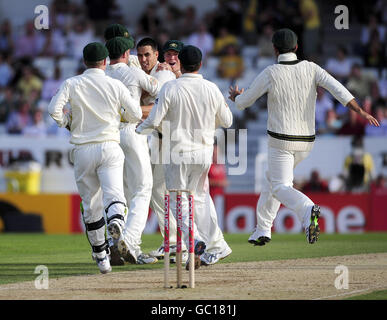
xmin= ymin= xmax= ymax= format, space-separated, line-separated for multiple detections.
xmin=137 ymin=253 xmax=158 ymax=265
xmin=200 ymin=246 xmax=232 ymax=266
xmin=95 ymin=255 xmax=112 ymax=274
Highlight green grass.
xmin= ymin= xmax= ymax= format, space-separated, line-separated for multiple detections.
xmin=346 ymin=290 xmax=387 ymax=300
xmin=0 ymin=232 xmax=386 ymax=285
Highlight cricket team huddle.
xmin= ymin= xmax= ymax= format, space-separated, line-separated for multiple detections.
xmin=48 ymin=24 xmax=379 ymax=274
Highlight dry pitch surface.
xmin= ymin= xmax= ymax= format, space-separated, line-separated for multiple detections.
xmin=1 ymin=253 xmax=386 ymax=300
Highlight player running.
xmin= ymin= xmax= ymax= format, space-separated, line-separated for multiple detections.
xmin=229 ymin=28 xmax=379 ymax=246
xmin=48 ymin=42 xmax=142 ymax=273
xmin=136 ymin=45 xmax=233 ymax=269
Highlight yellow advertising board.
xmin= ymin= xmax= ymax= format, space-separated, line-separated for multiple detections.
xmin=0 ymin=193 xmax=71 ymax=233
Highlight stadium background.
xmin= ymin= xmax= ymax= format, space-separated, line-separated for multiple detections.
xmin=0 ymin=0 xmax=386 ymax=235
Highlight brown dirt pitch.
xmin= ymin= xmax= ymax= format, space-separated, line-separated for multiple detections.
xmin=0 ymin=253 xmax=386 ymax=300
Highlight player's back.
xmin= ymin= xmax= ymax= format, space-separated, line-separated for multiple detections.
xmin=162 ymin=73 xmax=232 ymax=154
xmin=64 ymin=68 xmax=124 ymax=144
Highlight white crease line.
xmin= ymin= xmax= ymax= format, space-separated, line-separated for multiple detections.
xmin=314 ymin=285 xmax=387 ymax=300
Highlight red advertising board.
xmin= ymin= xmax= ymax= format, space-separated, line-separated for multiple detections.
xmin=223 ymin=193 xmax=385 ymax=234
xmin=68 ymin=192 xmax=387 ymax=234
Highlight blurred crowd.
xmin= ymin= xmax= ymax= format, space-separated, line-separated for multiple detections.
xmin=0 ymin=0 xmax=386 ymax=190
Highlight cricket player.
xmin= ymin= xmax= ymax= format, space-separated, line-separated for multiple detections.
xmin=48 ymin=42 xmax=142 ymax=273
xmin=104 ymin=24 xmax=141 ymax=69
xmin=136 ymin=45 xmax=233 ymax=269
xmin=137 ymin=39 xmax=233 ymax=265
xmin=136 ymin=37 xmax=181 ymax=258
xmin=228 ymin=29 xmax=380 ymax=245
xmin=139 ymin=39 xmax=233 ymax=266
xmin=105 ymin=36 xmax=163 ymax=265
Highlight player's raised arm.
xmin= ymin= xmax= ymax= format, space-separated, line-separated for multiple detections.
xmin=315 ymin=64 xmax=379 ymax=127
xmin=229 ymin=70 xmax=270 ymax=110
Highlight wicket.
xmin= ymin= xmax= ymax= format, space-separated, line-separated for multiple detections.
xmin=164 ymin=189 xmax=195 ymax=289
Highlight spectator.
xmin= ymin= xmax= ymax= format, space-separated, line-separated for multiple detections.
xmin=343 ymin=135 xmax=376 ymax=192
xmin=301 ymin=170 xmax=329 ymax=193
xmin=186 ymin=22 xmax=214 ymax=63
xmin=0 ymin=53 xmax=13 ymax=88
xmin=315 ymin=87 xmax=333 ymax=131
xmin=370 ymin=174 xmax=387 ymax=192
xmin=257 ymin=24 xmax=276 ymax=59
xmin=14 ymin=21 xmax=41 ymax=59
xmin=213 ymin=27 xmax=238 ymax=56
xmin=208 ymin=143 xmax=228 ymax=200
xmin=5 ymin=99 xmax=33 ymax=134
xmin=177 ymin=5 xmax=197 ymax=39
xmin=325 ymin=46 xmax=352 ymax=83
xmin=299 ymin=0 xmax=321 ymax=60
xmin=337 ymin=109 xmax=366 ymax=136
xmin=363 ymin=31 xmax=386 ymax=71
xmin=346 ymin=63 xmax=378 ymax=102
xmin=0 ymin=19 xmax=14 ymax=54
xmin=318 ymin=109 xmax=343 ymax=135
xmin=217 ymin=44 xmax=244 ymax=84
xmin=16 ymin=66 xmax=43 ymax=100
xmin=328 ymin=174 xmax=346 ymax=193
xmin=137 ymin=3 xmax=161 ymax=38
xmin=41 ymin=66 xmax=63 ymax=102
xmin=67 ymin=20 xmax=95 ymax=60
xmin=0 ymin=86 xmax=17 ymax=124
xmin=365 ymin=106 xmax=387 ymax=136
xmin=360 ymin=14 xmax=386 ymax=46
xmin=38 ymin=28 xmax=67 ymax=57
xmin=22 ymin=109 xmax=47 ymax=137
xmin=84 ymin=0 xmax=118 ymax=36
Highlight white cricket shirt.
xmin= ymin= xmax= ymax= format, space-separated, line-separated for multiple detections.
xmin=136 ymin=73 xmax=233 ymax=159
xmin=235 ymin=52 xmax=354 ymax=151
xmin=48 ymin=68 xmax=142 ymax=145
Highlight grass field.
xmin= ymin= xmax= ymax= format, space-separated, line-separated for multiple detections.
xmin=1 ymin=232 xmax=387 ymax=295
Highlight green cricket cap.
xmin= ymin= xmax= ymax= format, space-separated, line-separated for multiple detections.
xmin=162 ymin=40 xmax=184 ymax=53
xmin=105 ymin=37 xmax=133 ymax=58
xmin=272 ymin=28 xmax=298 ymax=51
xmin=104 ymin=23 xmax=135 ymax=48
xmin=179 ymin=45 xmax=202 ymax=65
xmin=83 ymin=42 xmax=109 ymax=62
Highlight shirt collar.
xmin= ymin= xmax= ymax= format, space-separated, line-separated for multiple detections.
xmin=84 ymin=68 xmax=106 ymax=75
xmin=180 ymin=73 xmax=203 ymax=79
xmin=277 ymin=52 xmax=298 ymax=63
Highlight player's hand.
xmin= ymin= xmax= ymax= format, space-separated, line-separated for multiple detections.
xmin=156 ymin=62 xmax=172 ymax=72
xmin=364 ymin=113 xmax=380 ymax=127
xmin=228 ymin=85 xmax=244 ymax=102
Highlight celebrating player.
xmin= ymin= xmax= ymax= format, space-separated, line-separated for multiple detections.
xmin=105 ymin=36 xmax=161 ymax=265
xmin=48 ymin=42 xmax=142 ymax=273
xmin=136 ymin=45 xmax=233 ymax=269
xmin=228 ymin=28 xmax=380 ymax=246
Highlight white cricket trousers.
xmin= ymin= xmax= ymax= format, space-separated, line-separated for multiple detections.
xmin=72 ymin=141 xmax=127 ymax=255
xmin=150 ymin=135 xmax=229 ymax=253
xmin=164 ymin=160 xmax=209 ymax=249
xmin=255 ymin=146 xmax=315 ymax=238
xmin=152 ymin=162 xmax=229 ymax=253
xmin=120 ymin=124 xmax=153 ymax=257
